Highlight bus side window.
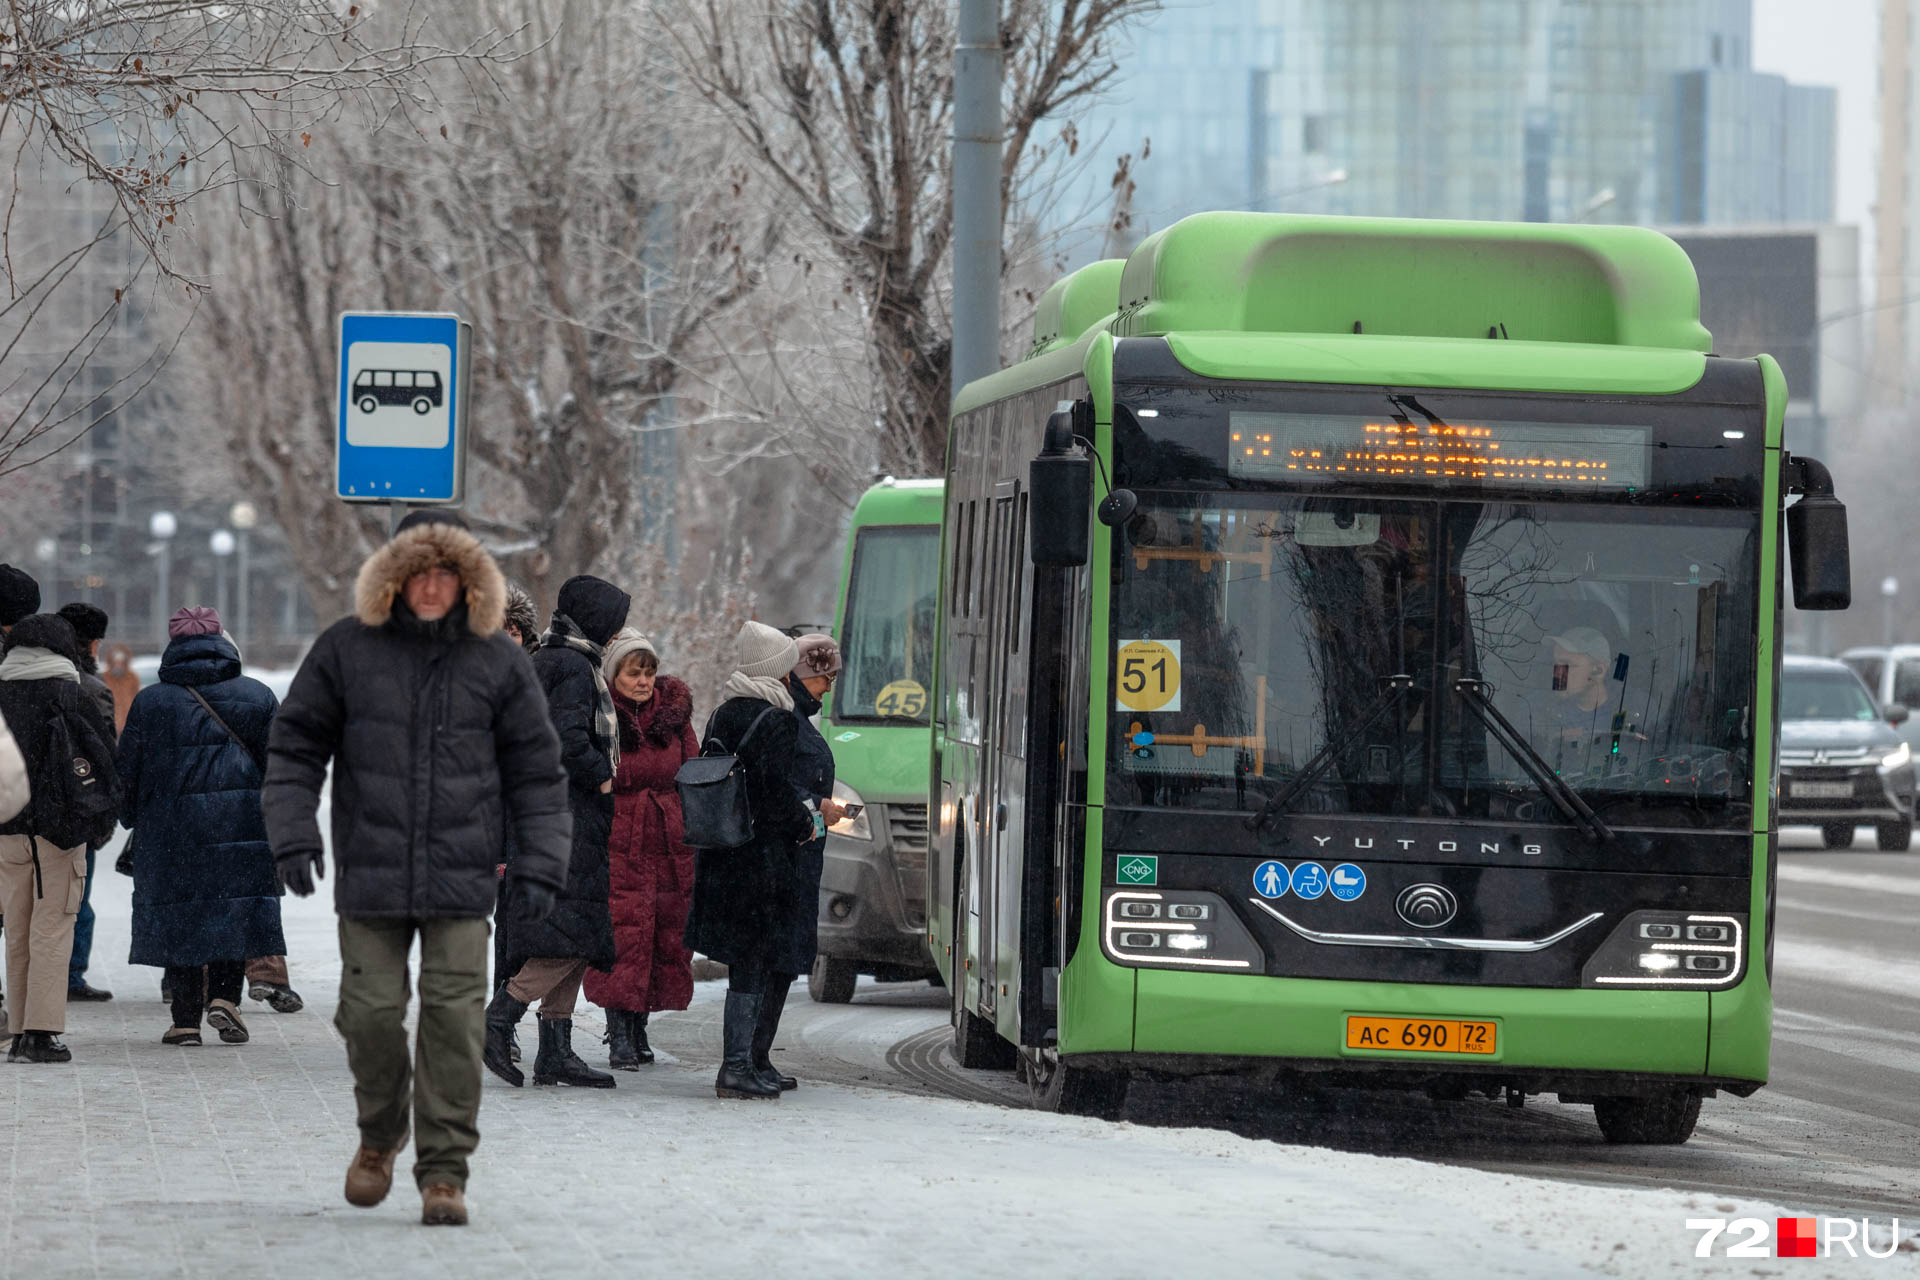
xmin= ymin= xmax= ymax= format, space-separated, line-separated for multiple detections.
xmin=395 ymin=371 xmax=414 ymax=388
xmin=373 ymin=371 xmax=393 ymax=387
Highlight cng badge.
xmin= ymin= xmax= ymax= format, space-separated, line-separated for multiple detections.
xmin=1117 ymin=856 xmax=1159 ymax=886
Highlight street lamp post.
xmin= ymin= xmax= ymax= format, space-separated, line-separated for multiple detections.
xmin=210 ymin=529 xmax=236 ymax=629
xmin=149 ymin=511 xmax=176 ymax=646
xmin=1254 ymin=168 xmax=1349 ymax=212
xmin=1883 ymin=576 xmax=1899 ymax=648
xmin=229 ymin=501 xmax=258 ymax=654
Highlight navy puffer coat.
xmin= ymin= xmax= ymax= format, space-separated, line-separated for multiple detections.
xmin=117 ymin=632 xmax=287 ymax=967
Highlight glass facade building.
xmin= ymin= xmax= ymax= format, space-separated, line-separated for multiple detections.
xmin=1064 ymin=0 xmax=1833 ymax=244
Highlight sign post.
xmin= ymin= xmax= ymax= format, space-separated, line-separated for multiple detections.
xmin=335 ymin=311 xmax=471 ymax=509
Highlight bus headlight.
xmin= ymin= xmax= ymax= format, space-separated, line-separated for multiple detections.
xmin=1881 ymin=742 xmax=1911 ymax=772
xmin=1102 ymin=890 xmax=1262 ymax=971
xmin=1580 ymin=911 xmax=1746 ymax=989
xmin=829 ymin=781 xmax=870 ymax=840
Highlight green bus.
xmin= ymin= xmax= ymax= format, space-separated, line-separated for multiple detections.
xmin=810 ymin=478 xmax=946 ymax=1002
xmin=929 ymin=213 xmax=1852 ymax=1140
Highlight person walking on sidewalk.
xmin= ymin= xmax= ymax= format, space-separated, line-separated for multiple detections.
xmin=582 ymin=629 xmax=697 ymax=1070
xmin=100 ymin=642 xmax=141 ymax=735
xmin=490 ymin=581 xmax=542 ymax=1069
xmin=754 ymin=633 xmax=845 ymax=1092
xmin=0 ymin=565 xmax=41 ymax=1029
xmin=685 ymin=621 xmax=818 ymax=1101
xmin=118 ymin=608 xmax=284 ymax=1046
xmin=264 ymin=511 xmax=569 ymax=1227
xmin=56 ymin=602 xmax=116 ymax=1004
xmin=0 ymin=613 xmax=117 ymax=1063
xmin=488 ymin=575 xmax=628 ymax=1091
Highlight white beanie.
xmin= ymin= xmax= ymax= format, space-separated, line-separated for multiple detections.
xmin=602 ymin=628 xmax=659 ymax=683
xmin=735 ymin=620 xmax=798 ymax=679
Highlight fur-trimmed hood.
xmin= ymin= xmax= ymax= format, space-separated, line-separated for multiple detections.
xmin=615 ymin=673 xmax=693 ymax=750
xmin=354 ymin=521 xmax=506 ymax=636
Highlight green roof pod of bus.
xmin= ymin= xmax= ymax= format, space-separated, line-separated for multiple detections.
xmin=1112 ymin=211 xmax=1714 ymax=352
xmin=1027 ymin=259 xmax=1126 ymax=359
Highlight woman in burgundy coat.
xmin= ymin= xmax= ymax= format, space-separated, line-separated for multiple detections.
xmin=584 ymin=630 xmax=698 ymax=1068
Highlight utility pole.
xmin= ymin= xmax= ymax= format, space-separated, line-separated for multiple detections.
xmin=951 ymin=0 xmax=1003 ymax=398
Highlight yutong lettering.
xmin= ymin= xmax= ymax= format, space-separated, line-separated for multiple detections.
xmin=1306 ymin=834 xmax=1545 ymax=856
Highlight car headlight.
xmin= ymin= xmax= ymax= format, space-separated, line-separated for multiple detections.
xmin=828 ymin=780 xmax=870 ymax=840
xmin=1881 ymin=742 xmax=1911 ymax=772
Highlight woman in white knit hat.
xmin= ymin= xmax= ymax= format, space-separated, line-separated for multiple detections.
xmin=684 ymin=620 xmax=818 ymax=1100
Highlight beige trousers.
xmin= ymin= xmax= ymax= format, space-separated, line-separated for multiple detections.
xmin=0 ymin=834 xmax=86 ymax=1035
xmin=506 ymin=956 xmax=588 ymax=1019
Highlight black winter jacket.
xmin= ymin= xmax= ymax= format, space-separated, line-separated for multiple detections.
xmin=769 ymin=675 xmax=833 ymax=975
xmin=499 ymin=588 xmax=628 ymax=969
xmin=0 ymin=649 xmax=116 ymax=845
xmin=262 ymin=521 xmax=571 ymax=919
xmin=684 ymin=694 xmax=815 ymax=970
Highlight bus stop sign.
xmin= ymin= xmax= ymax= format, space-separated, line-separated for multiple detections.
xmin=336 ymin=311 xmax=471 ymax=503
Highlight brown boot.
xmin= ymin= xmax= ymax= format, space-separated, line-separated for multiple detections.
xmin=420 ymin=1181 xmax=468 ymax=1226
xmin=343 ymin=1133 xmax=407 ymax=1208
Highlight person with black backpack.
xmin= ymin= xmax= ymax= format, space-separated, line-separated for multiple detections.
xmin=0 ymin=613 xmax=117 ymax=1064
xmin=116 ymin=607 xmax=286 ymax=1047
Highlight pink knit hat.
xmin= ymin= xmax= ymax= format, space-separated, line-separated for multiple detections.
xmin=792 ymin=634 xmax=842 ymax=679
xmin=168 ymin=606 xmax=223 ymax=638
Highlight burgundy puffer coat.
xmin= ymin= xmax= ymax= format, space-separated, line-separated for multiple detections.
xmin=582 ymin=676 xmax=699 ymax=1013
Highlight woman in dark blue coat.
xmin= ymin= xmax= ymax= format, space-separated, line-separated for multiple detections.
xmin=752 ymin=633 xmax=843 ymax=1091
xmin=117 ymin=609 xmax=285 ymax=1046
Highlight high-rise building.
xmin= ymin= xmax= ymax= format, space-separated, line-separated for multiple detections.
xmin=1874 ymin=0 xmax=1917 ymax=405
xmin=1067 ymin=0 xmax=1834 ymax=245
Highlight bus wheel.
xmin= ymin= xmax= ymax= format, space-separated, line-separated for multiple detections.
xmin=1028 ymin=1050 xmax=1127 ymax=1120
xmin=807 ymin=955 xmax=858 ymax=1004
xmin=953 ymin=1002 xmax=1015 ymax=1070
xmin=1876 ymin=819 xmax=1913 ymax=852
xmin=1820 ymin=822 xmax=1855 ymax=849
xmin=412 ymin=396 xmax=433 ymax=414
xmin=357 ymin=395 xmax=378 ymax=414
xmin=1592 ymin=1090 xmax=1701 ymax=1144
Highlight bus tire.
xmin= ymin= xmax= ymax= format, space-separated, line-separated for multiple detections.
xmin=1876 ymin=819 xmax=1912 ymax=852
xmin=807 ymin=955 xmax=858 ymax=1004
xmin=1592 ymin=1090 xmax=1701 ymax=1144
xmin=412 ymin=396 xmax=433 ymax=414
xmin=1820 ymin=822 xmax=1855 ymax=850
xmin=357 ymin=395 xmax=378 ymax=414
xmin=1031 ymin=1053 xmax=1127 ymax=1120
xmin=953 ymin=1003 xmax=1015 ymax=1070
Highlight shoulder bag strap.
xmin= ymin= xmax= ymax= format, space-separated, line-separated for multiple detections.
xmin=186 ymin=687 xmax=267 ymax=777
xmin=733 ymin=705 xmax=780 ymax=755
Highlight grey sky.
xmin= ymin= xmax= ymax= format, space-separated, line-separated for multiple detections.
xmin=1753 ymin=0 xmax=1876 ymax=235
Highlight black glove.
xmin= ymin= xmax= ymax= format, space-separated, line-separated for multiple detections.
xmin=513 ymin=880 xmax=557 ymax=922
xmin=277 ymin=851 xmax=326 ymax=897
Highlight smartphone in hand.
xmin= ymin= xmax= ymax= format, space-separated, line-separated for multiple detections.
xmin=840 ymin=803 xmax=864 ymax=820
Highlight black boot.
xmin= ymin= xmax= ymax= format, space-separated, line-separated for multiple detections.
xmin=9 ymin=1031 xmax=72 ymax=1063
xmin=716 ymin=991 xmax=779 ymax=1100
xmin=606 ymin=1009 xmax=641 ymax=1071
xmin=631 ymin=1011 xmax=654 ymax=1065
xmin=484 ymin=988 xmax=529 ymax=1087
xmin=751 ymin=980 xmax=798 ymax=1092
xmin=532 ymin=1018 xmax=616 ymax=1088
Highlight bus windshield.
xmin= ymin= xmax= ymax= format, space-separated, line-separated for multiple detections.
xmin=1107 ymin=493 xmax=1759 ymax=830
xmin=834 ymin=526 xmax=940 ymax=723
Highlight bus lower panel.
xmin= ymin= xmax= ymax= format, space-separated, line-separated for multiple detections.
xmin=1058 ymin=1053 xmax=1762 ymax=1100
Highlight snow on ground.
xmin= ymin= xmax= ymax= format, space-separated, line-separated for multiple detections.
xmin=0 ymin=831 xmax=1900 ymax=1278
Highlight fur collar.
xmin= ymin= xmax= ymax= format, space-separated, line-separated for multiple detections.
xmin=616 ymin=674 xmax=693 ymax=749
xmin=353 ymin=521 xmax=506 ymax=636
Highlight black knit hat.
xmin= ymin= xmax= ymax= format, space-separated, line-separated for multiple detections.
xmin=4 ymin=612 xmax=79 ymax=659
xmin=56 ymin=601 xmax=109 ymax=643
xmin=0 ymin=564 xmax=39 ymax=627
xmin=394 ymin=508 xmax=471 ymax=535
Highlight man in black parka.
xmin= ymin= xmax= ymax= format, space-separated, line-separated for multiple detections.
xmin=263 ymin=511 xmax=569 ymax=1228
xmin=487 ymin=574 xmax=627 ymax=1090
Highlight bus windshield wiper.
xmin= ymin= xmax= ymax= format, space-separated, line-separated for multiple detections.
xmin=1249 ymin=675 xmax=1414 ymax=834
xmin=1451 ymin=679 xmax=1613 ymax=843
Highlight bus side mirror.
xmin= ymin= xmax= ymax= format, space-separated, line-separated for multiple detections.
xmin=1030 ymin=408 xmax=1091 ymax=567
xmin=1785 ymin=454 xmax=1851 ymax=611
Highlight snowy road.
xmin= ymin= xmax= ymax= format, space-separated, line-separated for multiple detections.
xmin=1 ymin=829 xmax=1912 ymax=1278
xmin=651 ymin=834 xmax=1920 ymax=1224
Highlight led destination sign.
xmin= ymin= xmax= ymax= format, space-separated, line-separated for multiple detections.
xmin=1227 ymin=412 xmax=1652 ymax=489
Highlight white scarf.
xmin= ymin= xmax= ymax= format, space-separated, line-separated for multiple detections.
xmin=723 ymin=670 xmax=794 ymax=712
xmin=0 ymin=647 xmax=80 ymax=684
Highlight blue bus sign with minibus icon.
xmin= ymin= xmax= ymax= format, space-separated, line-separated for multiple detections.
xmin=336 ymin=311 xmax=470 ymax=503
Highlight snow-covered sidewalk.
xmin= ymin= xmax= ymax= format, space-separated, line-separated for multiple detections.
xmin=0 ymin=843 xmax=1878 ymax=1279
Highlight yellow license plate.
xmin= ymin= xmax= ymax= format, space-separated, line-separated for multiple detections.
xmin=1345 ymin=1015 xmax=1497 ymax=1055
